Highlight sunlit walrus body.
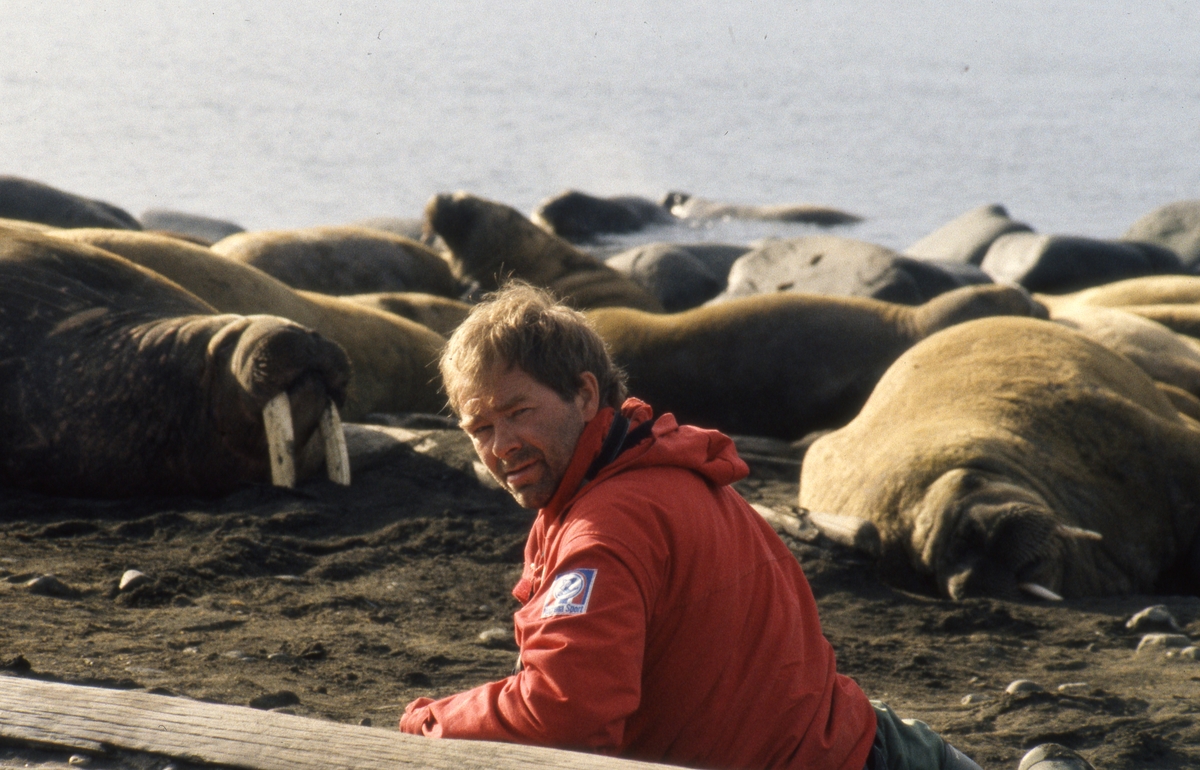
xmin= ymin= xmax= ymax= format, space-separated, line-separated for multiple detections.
xmin=587 ymin=284 xmax=1046 ymax=439
xmin=800 ymin=316 xmax=1200 ymax=599
xmin=0 ymin=227 xmax=351 ymax=498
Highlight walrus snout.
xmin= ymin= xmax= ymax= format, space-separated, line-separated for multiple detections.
xmin=424 ymin=191 xmax=476 ymax=249
xmin=939 ymin=503 xmax=1066 ymax=601
xmin=230 ymin=316 xmax=351 ymax=406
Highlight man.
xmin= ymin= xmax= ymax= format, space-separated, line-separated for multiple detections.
xmin=399 ymin=283 xmax=1086 ymax=770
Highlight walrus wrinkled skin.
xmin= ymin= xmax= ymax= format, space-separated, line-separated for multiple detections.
xmin=531 ymin=189 xmax=675 ymax=241
xmin=587 ymin=284 xmax=1046 ymax=440
xmin=53 ymin=229 xmax=447 ymax=419
xmin=424 ymin=191 xmax=664 ymax=312
xmin=662 ymin=191 xmax=862 ymax=226
xmin=1036 ymin=275 xmax=1200 ymax=341
xmin=799 ymin=316 xmax=1200 ymax=599
xmin=0 ymin=175 xmax=141 ymax=230
xmin=0 ymin=227 xmax=350 ymax=498
xmin=212 ymin=225 xmax=461 ymax=298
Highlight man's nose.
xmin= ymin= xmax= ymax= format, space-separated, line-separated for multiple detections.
xmin=490 ymin=420 xmax=522 ymax=459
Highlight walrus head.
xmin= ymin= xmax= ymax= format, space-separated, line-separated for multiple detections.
xmin=205 ymin=315 xmax=352 ymax=488
xmin=912 ymin=468 xmax=1102 ymax=601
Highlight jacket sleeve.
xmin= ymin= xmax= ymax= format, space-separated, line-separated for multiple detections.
xmin=399 ymin=536 xmax=656 ymax=751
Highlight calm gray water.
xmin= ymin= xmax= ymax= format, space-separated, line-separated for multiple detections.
xmin=3 ymin=1 xmax=1198 ymax=249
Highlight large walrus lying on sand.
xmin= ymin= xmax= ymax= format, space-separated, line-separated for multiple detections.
xmin=424 ymin=191 xmax=664 ymax=312
xmin=51 ymin=229 xmax=447 ymax=420
xmin=587 ymin=284 xmax=1046 ymax=439
xmin=799 ymin=316 xmax=1200 ymax=599
xmin=211 ymin=225 xmax=461 ymax=298
xmin=0 ymin=227 xmax=352 ymax=498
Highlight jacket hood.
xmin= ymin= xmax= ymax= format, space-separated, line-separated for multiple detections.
xmin=542 ymin=398 xmax=749 ymax=520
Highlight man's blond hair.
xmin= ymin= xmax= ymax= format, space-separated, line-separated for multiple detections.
xmin=440 ymin=283 xmax=627 ymax=415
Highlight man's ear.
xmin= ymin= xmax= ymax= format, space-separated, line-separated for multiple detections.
xmin=576 ymin=372 xmax=601 ymax=421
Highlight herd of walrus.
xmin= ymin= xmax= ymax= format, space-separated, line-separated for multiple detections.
xmin=4 ymin=174 xmax=1200 ymax=606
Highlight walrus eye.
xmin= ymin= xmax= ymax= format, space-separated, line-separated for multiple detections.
xmin=262 ymin=392 xmax=351 ymax=488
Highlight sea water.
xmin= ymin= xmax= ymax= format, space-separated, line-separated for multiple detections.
xmin=2 ymin=1 xmax=1198 ymax=250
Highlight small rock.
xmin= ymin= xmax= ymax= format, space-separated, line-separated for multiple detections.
xmin=274 ymin=574 xmax=304 ymax=583
xmin=2 ymin=654 xmax=32 ymax=672
xmin=119 ymin=569 xmax=151 ymax=591
xmin=477 ymin=626 xmax=516 ymax=649
xmin=1126 ymin=605 xmax=1181 ymax=633
xmin=961 ymin=693 xmax=992 ymax=705
xmin=25 ymin=574 xmax=78 ymax=598
xmin=249 ymin=690 xmax=300 ymax=710
xmin=1136 ymin=633 xmax=1191 ymax=655
xmin=68 ymin=755 xmax=91 ymax=766
xmin=1056 ymin=682 xmax=1090 ymax=695
xmin=222 ymin=650 xmax=254 ymax=661
xmin=1179 ymin=646 xmax=1199 ymax=660
xmin=1005 ymin=679 xmax=1045 ymax=695
xmin=300 ymin=642 xmax=328 ymax=661
xmin=267 ymin=652 xmax=294 ymax=663
xmin=359 ymin=717 xmax=373 ymax=727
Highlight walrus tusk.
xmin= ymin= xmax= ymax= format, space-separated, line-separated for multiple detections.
xmin=1019 ymin=582 xmax=1063 ymax=602
xmin=320 ymin=401 xmax=351 ymax=485
xmin=262 ymin=392 xmax=297 ymax=488
xmin=806 ymin=510 xmax=881 ymax=558
xmin=1057 ymin=524 xmax=1103 ymax=541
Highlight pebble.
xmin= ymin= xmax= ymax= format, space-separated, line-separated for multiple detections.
xmin=68 ymin=755 xmax=90 ymax=766
xmin=249 ymin=690 xmax=300 ymax=710
xmin=1135 ymin=633 xmax=1191 ymax=655
xmin=960 ymin=693 xmax=992 ymax=705
xmin=359 ymin=717 xmax=373 ymax=727
xmin=1056 ymin=682 xmax=1090 ymax=695
xmin=119 ymin=569 xmax=150 ymax=591
xmin=222 ymin=650 xmax=255 ymax=661
xmin=1005 ymin=679 xmax=1045 ymax=695
xmin=267 ymin=652 xmax=294 ymax=663
xmin=24 ymin=574 xmax=77 ymax=598
xmin=477 ymin=626 xmax=514 ymax=649
xmin=1125 ymin=605 xmax=1181 ymax=633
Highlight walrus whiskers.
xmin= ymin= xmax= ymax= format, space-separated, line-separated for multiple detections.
xmin=320 ymin=402 xmax=351 ymax=485
xmin=1018 ymin=582 xmax=1063 ymax=602
xmin=262 ymin=392 xmax=297 ymax=488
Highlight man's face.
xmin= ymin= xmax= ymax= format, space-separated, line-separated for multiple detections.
xmin=458 ymin=365 xmax=600 ymax=509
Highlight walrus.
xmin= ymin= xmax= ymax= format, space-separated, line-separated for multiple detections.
xmin=424 ymin=191 xmax=664 ymax=312
xmin=0 ymin=226 xmax=353 ymax=498
xmin=0 ymin=175 xmax=141 ymax=230
xmin=799 ymin=316 xmax=1200 ymax=599
xmin=531 ymin=189 xmax=675 ymax=241
xmin=1034 ymin=275 xmax=1200 ymax=341
xmin=903 ymin=203 xmax=1033 ymax=266
xmin=211 ymin=225 xmax=461 ymax=298
xmin=1122 ymin=199 xmax=1200 ymax=270
xmin=52 ymin=229 xmax=447 ymax=420
xmin=139 ymin=208 xmax=245 ymax=244
xmin=709 ymin=235 xmax=982 ymax=306
xmin=661 ymin=191 xmax=862 ymax=226
xmin=586 ymin=283 xmax=1046 ymax=439
xmin=980 ymin=232 xmax=1182 ymax=293
xmin=339 ymin=292 xmax=472 ymax=336
xmin=605 ymin=241 xmax=751 ymax=311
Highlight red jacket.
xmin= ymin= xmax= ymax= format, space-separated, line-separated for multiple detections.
xmin=401 ymin=399 xmax=875 ymax=770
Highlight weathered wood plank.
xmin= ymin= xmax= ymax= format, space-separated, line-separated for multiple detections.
xmin=0 ymin=676 xmax=670 ymax=770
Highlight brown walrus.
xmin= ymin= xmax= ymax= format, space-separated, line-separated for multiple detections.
xmin=211 ymin=225 xmax=461 ymax=298
xmin=52 ymin=229 xmax=447 ymax=420
xmin=799 ymin=316 xmax=1200 ymax=599
xmin=0 ymin=226 xmax=352 ymax=498
xmin=586 ymin=283 xmax=1046 ymax=439
xmin=424 ymin=191 xmax=664 ymax=312
xmin=662 ymin=191 xmax=863 ymax=226
xmin=339 ymin=292 xmax=472 ymax=336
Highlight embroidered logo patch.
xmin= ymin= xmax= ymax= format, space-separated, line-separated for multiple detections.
xmin=541 ymin=568 xmax=597 ymax=618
